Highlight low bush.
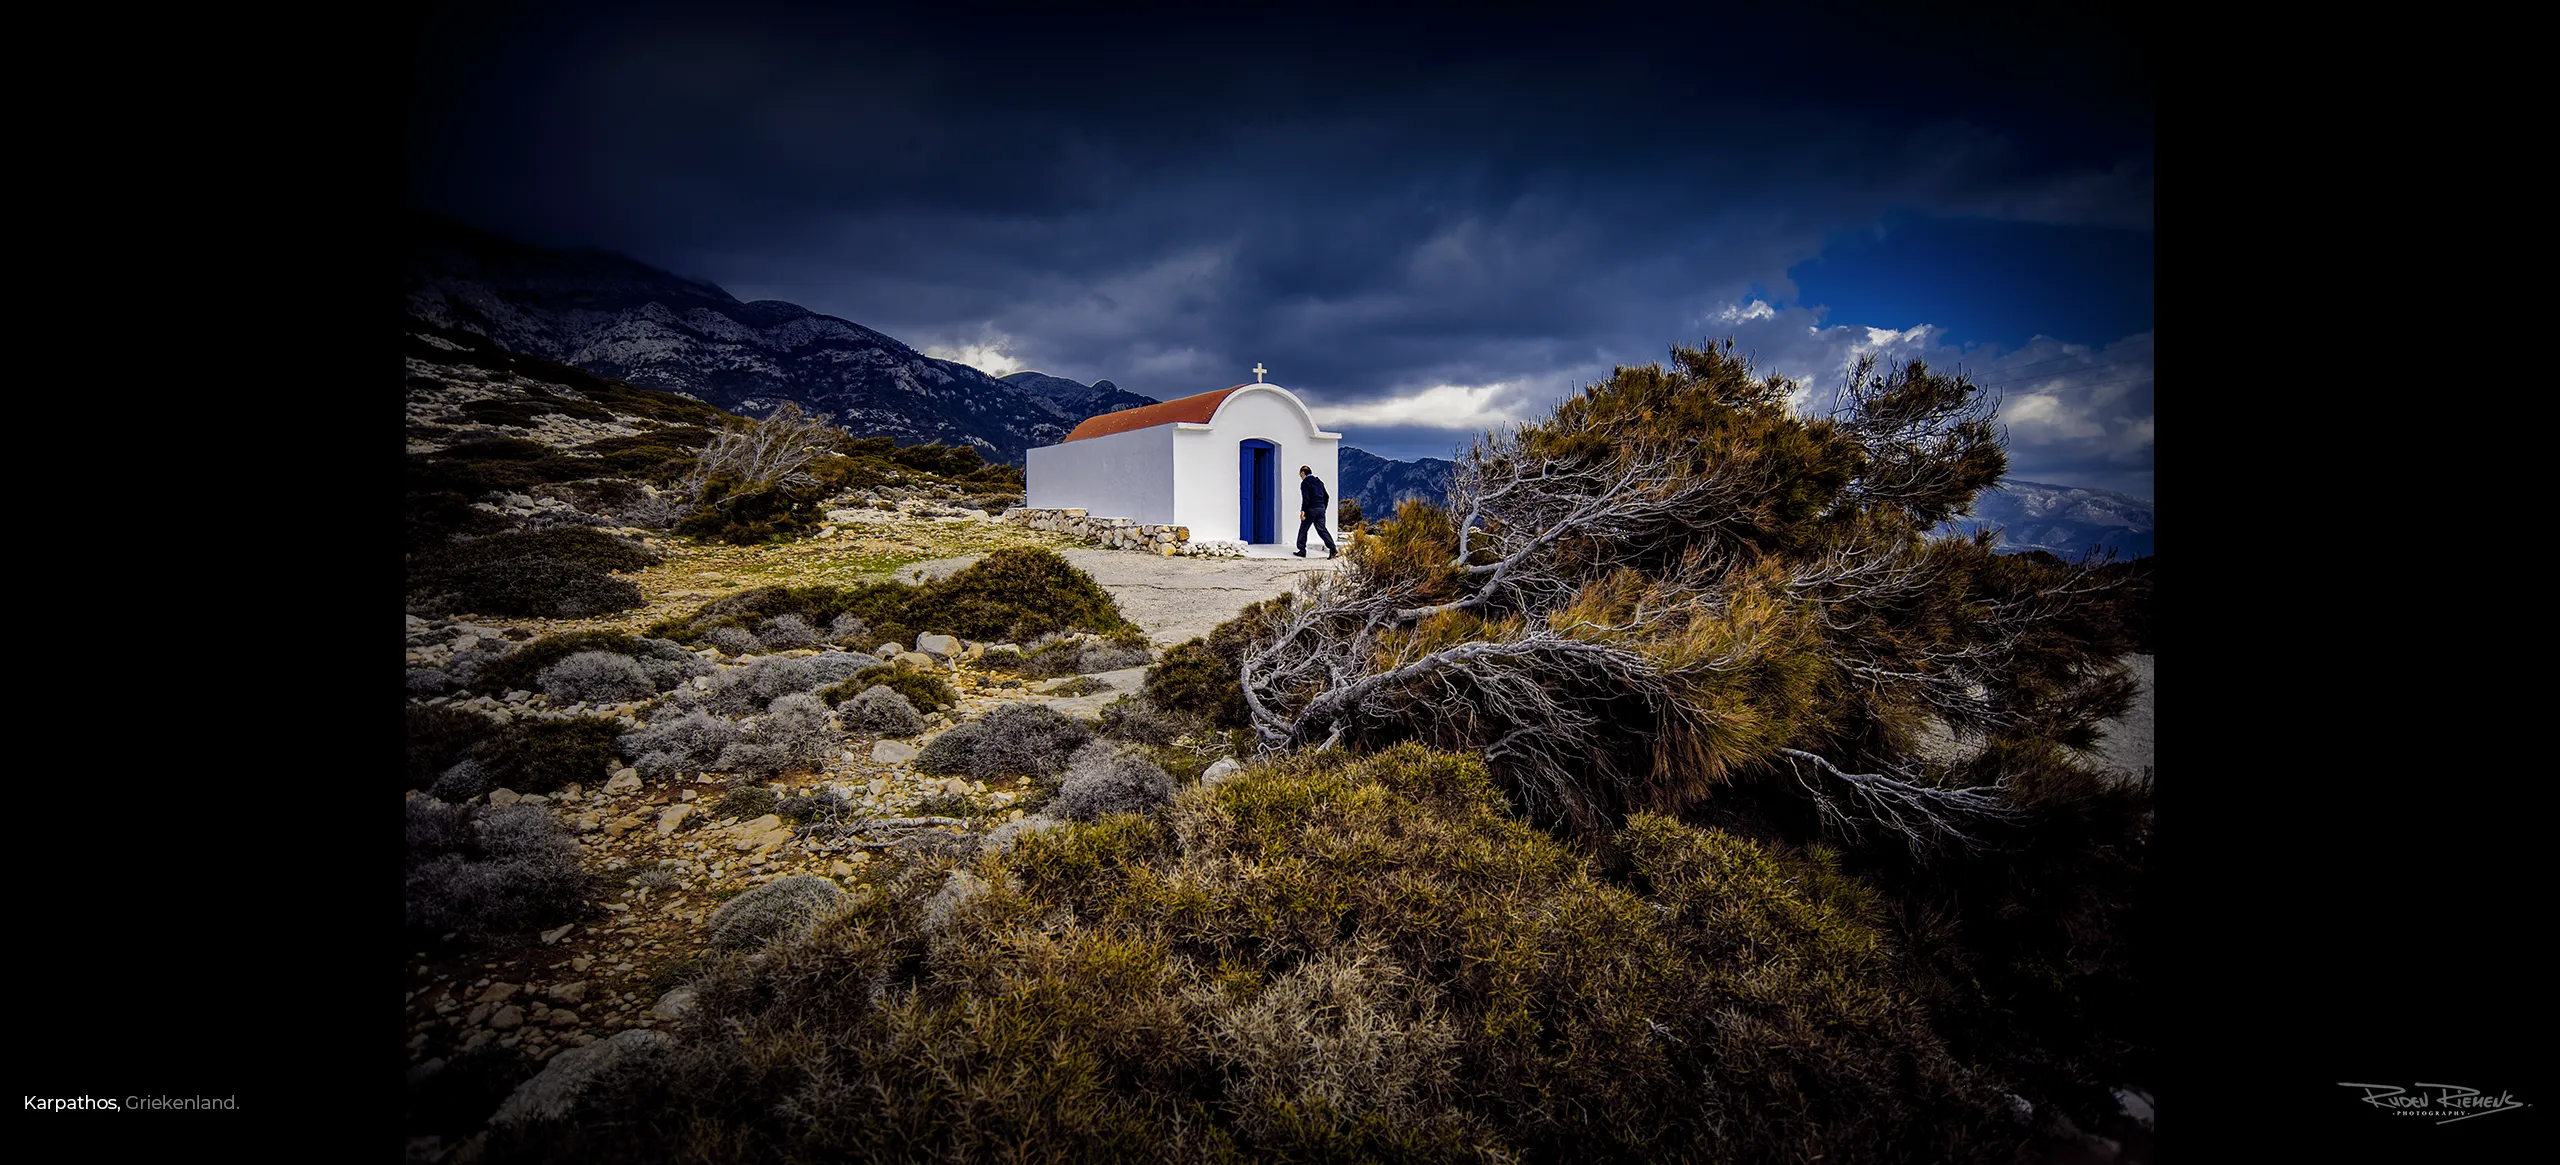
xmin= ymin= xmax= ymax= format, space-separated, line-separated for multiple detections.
xmin=635 ymin=640 xmax=715 ymax=690
xmin=686 ymin=657 xmax=830 ymax=716
xmin=1007 ymin=635 xmax=1154 ymax=678
xmin=842 ymin=685 xmax=927 ymax=737
xmin=820 ymin=665 xmax=954 ymax=713
xmin=471 ymin=631 xmax=645 ymax=695
xmin=803 ymin=651 xmax=884 ymax=688
xmin=704 ymin=626 xmax=760 ymax=656
xmin=649 ymin=550 xmax=1132 ymax=651
xmin=1140 ymin=639 xmax=1249 ymax=729
xmin=469 ymin=716 xmax=624 ymax=795
xmin=676 ymin=480 xmax=828 ymax=545
xmin=405 ymin=801 xmax=593 ymax=943
xmin=1096 ymin=696 xmax=1207 ymax=747
xmin=913 ymin=702 xmax=1091 ymax=782
xmin=536 ymin=651 xmax=655 ymax=704
xmin=408 ymin=704 xmax=498 ymax=791
xmin=407 ymin=530 xmax=659 ymax=619
xmin=483 ymin=745 xmax=2012 ymax=1163
xmin=777 ymin=788 xmax=855 ymax=827
xmin=428 ymin=759 xmax=496 ymax=803
xmin=758 ymin=614 xmax=819 ymax=650
xmin=713 ymin=693 xmax=837 ymax=779
xmin=1050 ymin=742 xmax=1176 ymax=821
xmin=621 ymin=709 xmax=743 ymax=781
xmin=705 ymin=874 xmax=851 ymax=951
xmin=827 ymin=614 xmax=870 ymax=646
xmin=713 ymin=785 xmax=780 ymax=821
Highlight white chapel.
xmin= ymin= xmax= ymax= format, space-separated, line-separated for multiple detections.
xmin=1024 ymin=366 xmax=1342 ymax=547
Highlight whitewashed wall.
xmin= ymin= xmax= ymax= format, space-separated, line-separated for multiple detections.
xmin=1170 ymin=386 xmax=1341 ymax=545
xmin=1025 ymin=424 xmax=1177 ymax=524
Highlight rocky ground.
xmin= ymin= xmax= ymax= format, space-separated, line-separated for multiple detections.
xmin=404 ymin=507 xmax=2156 ymax=1163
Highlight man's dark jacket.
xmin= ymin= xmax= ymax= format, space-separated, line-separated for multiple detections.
xmin=1301 ymin=473 xmax=1329 ymax=513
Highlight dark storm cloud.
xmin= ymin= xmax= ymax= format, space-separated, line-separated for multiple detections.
xmin=407 ymin=1 xmax=2150 ymax=493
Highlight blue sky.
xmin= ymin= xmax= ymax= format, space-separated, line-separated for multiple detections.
xmin=406 ymin=2 xmax=2154 ymax=498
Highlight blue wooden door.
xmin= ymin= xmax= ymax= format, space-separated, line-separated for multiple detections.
xmin=1239 ymin=439 xmax=1276 ymax=542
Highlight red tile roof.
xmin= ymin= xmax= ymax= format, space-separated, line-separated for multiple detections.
xmin=1061 ymin=386 xmax=1248 ymax=442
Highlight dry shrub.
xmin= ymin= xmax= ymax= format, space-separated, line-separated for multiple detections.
xmin=483 ymin=744 xmax=2014 ymax=1164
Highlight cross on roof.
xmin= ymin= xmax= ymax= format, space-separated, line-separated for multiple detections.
xmin=1252 ymin=362 xmax=1268 ymax=383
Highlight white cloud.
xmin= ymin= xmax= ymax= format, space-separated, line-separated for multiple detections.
xmin=1312 ymin=382 xmax=1529 ymax=430
xmin=920 ymin=326 xmax=1028 ymax=376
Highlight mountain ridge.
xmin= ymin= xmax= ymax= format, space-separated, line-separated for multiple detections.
xmin=404 ymin=213 xmax=1156 ymax=464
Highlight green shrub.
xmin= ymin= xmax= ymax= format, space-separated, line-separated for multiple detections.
xmin=911 ymin=547 xmax=1135 ymax=641
xmin=1140 ymin=639 xmax=1247 ymax=729
xmin=888 ymin=442 xmax=986 ymax=477
xmin=675 ymin=480 xmax=828 ymax=545
xmin=574 ymin=432 xmax=714 ymax=484
xmin=407 ymin=530 xmax=660 ymax=619
xmin=473 ymin=631 xmax=646 ymax=695
xmin=821 ymin=665 xmax=954 ymax=712
xmin=706 ymin=875 xmax=851 ymax=951
xmin=408 ymin=704 xmax=498 ymax=791
xmin=469 ymin=717 xmax=625 ymax=795
xmin=713 ymin=786 xmax=780 ymax=821
xmin=406 ymin=801 xmax=593 ymax=944
xmin=484 ymin=745 xmax=2010 ymax=1164
xmin=650 ymin=551 xmax=1131 ymax=648
xmin=913 ymin=703 xmax=1091 ymax=781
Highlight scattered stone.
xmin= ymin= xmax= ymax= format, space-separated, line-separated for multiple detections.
xmin=657 ymin=804 xmax=695 ymax=836
xmin=915 ymin=633 xmax=961 ymax=660
xmin=570 ymin=812 xmax=601 ymax=834
xmin=871 ymin=739 xmax=919 ymax=765
xmin=539 ymin=923 xmax=575 ymax=945
xmin=678 ymin=788 xmax=696 ymax=802
xmin=603 ymin=815 xmax=644 ymax=839
xmin=1199 ymin=757 xmax=1244 ymax=786
xmin=487 ymin=788 xmax=522 ymax=808
xmin=488 ymin=1005 xmax=524 ymax=1031
xmin=570 ymin=957 xmax=594 ymax=973
xmin=604 ymin=769 xmax=642 ymax=795
xmin=651 ymin=988 xmax=698 ymax=1020
xmin=475 ymin=982 xmax=521 ymax=1005
xmin=465 ymin=1002 xmax=493 ymax=1026
xmin=546 ymin=1009 xmax=582 ymax=1029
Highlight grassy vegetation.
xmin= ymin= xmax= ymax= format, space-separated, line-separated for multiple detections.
xmin=649 ymin=547 xmax=1136 ymax=648
xmin=820 ymin=665 xmax=956 ymax=713
xmin=466 ymin=717 xmax=626 ymax=795
xmin=407 ymin=530 xmax=661 ymax=620
xmin=482 ymin=745 xmax=2019 ymax=1163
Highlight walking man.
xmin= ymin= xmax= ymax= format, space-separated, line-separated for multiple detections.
xmin=1294 ymin=465 xmax=1337 ymax=559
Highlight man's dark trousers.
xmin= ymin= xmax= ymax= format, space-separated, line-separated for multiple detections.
xmin=1297 ymin=513 xmax=1336 ymax=555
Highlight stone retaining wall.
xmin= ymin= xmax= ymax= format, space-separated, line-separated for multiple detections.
xmin=1000 ymin=508 xmax=1245 ymax=557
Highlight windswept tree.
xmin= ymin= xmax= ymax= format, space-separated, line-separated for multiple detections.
xmin=682 ymin=401 xmax=841 ymax=499
xmin=1235 ymin=340 xmax=2137 ymax=850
